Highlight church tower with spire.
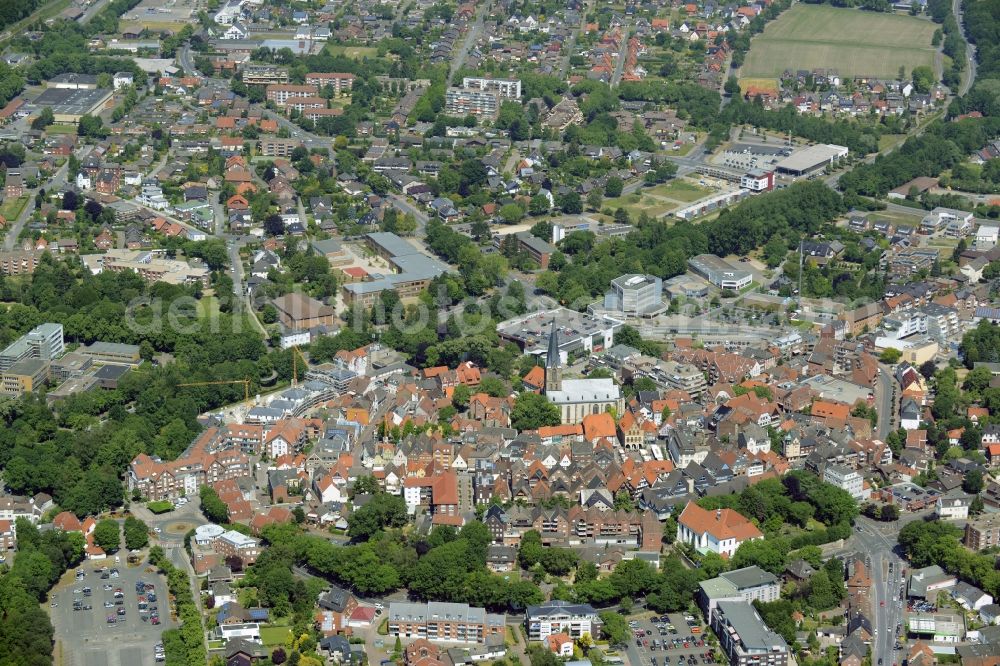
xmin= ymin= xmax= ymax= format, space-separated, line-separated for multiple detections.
xmin=544 ymin=319 xmax=562 ymax=394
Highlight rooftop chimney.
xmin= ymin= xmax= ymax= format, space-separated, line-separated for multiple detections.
xmin=716 ymin=508 xmax=722 ymax=521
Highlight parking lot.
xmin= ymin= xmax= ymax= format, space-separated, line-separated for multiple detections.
xmin=626 ymin=612 xmax=717 ymax=666
xmin=49 ymin=555 xmax=174 ymax=666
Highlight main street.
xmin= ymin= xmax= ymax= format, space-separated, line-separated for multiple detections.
xmin=448 ymin=2 xmax=490 ymax=86
xmin=874 ymin=365 xmax=898 ymax=440
xmin=853 ymin=516 xmax=909 ymax=666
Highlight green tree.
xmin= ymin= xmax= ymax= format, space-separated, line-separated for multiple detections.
xmin=452 ymin=384 xmax=472 ymax=410
xmin=499 ymin=203 xmax=525 ymax=225
xmin=200 ymin=486 xmax=229 ymax=524
xmin=605 ymin=177 xmax=624 ymax=198
xmin=31 ymin=107 xmax=54 ymax=131
xmin=511 ymin=392 xmax=562 ymax=430
xmin=600 ymin=611 xmax=630 ymax=645
xmin=964 ymin=469 xmax=985 ymax=494
xmin=347 ymin=493 xmax=408 ymax=540
xmin=123 ymin=516 xmax=149 ymax=551
xmin=879 ymin=348 xmax=902 ymax=364
xmin=93 ymin=519 xmax=120 ymax=553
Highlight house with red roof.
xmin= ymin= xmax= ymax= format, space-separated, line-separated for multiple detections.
xmin=676 ymin=501 xmax=763 ymax=557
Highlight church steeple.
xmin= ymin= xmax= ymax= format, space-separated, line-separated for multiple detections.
xmin=544 ymin=319 xmax=562 ymax=393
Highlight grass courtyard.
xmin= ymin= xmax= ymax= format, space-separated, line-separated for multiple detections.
xmin=0 ymin=196 xmax=28 ymax=221
xmin=741 ymin=4 xmax=937 ymax=80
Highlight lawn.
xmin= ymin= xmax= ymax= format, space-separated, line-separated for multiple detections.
xmin=741 ymin=4 xmax=936 ymax=80
xmin=146 ymin=500 xmax=174 ymax=514
xmin=260 ymin=625 xmax=293 ymax=646
xmin=647 ymin=179 xmax=714 ymax=203
xmin=325 ymin=44 xmax=379 ymax=59
xmin=0 ymin=196 xmax=28 ymax=221
xmin=44 ymin=124 xmax=77 ymax=136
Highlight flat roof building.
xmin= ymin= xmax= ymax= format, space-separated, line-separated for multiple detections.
xmin=80 ymin=341 xmax=142 ymax=366
xmin=31 ymin=87 xmax=114 ymax=123
xmin=0 ymin=323 xmax=64 ymax=372
xmin=688 ymin=254 xmax=752 ymax=290
xmin=2 ymin=358 xmax=51 ymax=397
xmin=497 ymin=308 xmax=622 ymax=365
xmin=711 ymin=601 xmax=788 ymax=666
xmin=605 ymin=274 xmax=664 ymax=316
xmin=774 ymin=144 xmax=848 ymax=177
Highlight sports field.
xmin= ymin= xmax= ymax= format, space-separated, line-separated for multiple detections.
xmin=741 ymin=5 xmax=936 ymax=80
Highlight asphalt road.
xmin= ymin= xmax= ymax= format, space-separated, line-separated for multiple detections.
xmin=954 ymin=0 xmax=977 ymax=97
xmin=874 ymin=365 xmax=898 ymax=440
xmin=853 ymin=516 xmax=907 ymax=666
xmin=448 ymin=2 xmax=489 ymax=86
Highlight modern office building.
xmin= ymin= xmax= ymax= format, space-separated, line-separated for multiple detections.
xmin=711 ymin=601 xmax=789 ymax=666
xmin=0 ymin=323 xmax=64 ymax=372
xmin=605 ymin=274 xmax=664 ymax=315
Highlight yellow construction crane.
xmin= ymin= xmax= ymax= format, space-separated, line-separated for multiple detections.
xmin=177 ymin=378 xmax=252 ymax=403
xmin=291 ymin=345 xmax=309 ymax=386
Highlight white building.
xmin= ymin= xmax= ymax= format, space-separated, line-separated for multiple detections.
xmin=880 ymin=311 xmax=928 ymax=341
xmin=461 ymin=77 xmax=522 ymax=99
xmin=112 ymin=72 xmax=134 ymax=90
xmin=977 ymin=224 xmax=1000 ymax=250
xmin=822 ymin=464 xmax=866 ymax=501
xmin=936 ymin=495 xmax=971 ymax=521
xmin=213 ymin=0 xmax=245 ymax=24
xmin=193 ymin=523 xmax=226 ymax=546
xmin=676 ymin=501 xmax=763 ymax=558
xmin=525 ymin=600 xmax=601 ymax=641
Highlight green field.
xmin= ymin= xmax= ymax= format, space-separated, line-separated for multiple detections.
xmin=0 ymin=196 xmax=28 ymax=221
xmin=741 ymin=5 xmax=936 ymax=80
xmin=324 ymin=44 xmax=379 ymax=59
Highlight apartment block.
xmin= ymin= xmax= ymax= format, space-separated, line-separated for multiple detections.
xmin=388 ymin=602 xmax=505 ymax=643
xmin=461 ymin=77 xmax=522 ymax=99
xmin=445 ymin=88 xmax=500 ymax=120
xmin=127 ymin=428 xmax=252 ymax=501
xmin=265 ymin=84 xmax=319 ymax=107
xmin=965 ymin=513 xmax=1000 ymax=551
xmin=259 ymin=137 xmax=304 ymax=158
xmin=0 ymin=250 xmax=44 ymax=276
xmin=213 ymin=529 xmax=261 ymax=564
xmin=305 ymin=72 xmax=355 ymax=93
xmin=525 ymin=600 xmax=601 ymax=641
